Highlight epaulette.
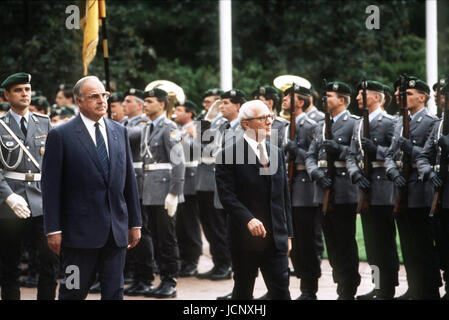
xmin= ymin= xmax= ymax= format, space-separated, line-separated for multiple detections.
xmin=306 ymin=117 xmax=317 ymax=125
xmin=382 ymin=113 xmax=395 ymax=120
xmin=426 ymin=113 xmax=438 ymax=120
xmin=33 ymin=112 xmax=49 ymax=118
xmin=350 ymin=114 xmax=360 ymax=120
xmin=275 ymin=116 xmax=289 ymax=124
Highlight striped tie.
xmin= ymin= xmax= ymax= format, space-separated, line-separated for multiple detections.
xmin=95 ymin=122 xmax=109 ymax=179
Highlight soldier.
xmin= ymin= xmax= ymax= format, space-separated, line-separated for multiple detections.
xmin=196 ymin=88 xmax=223 ymax=121
xmin=0 ymin=72 xmax=59 ymax=300
xmin=117 ymin=88 xmax=155 ymax=297
xmin=305 ymin=88 xmax=325 ymax=122
xmin=252 ymin=86 xmax=289 ymax=148
xmin=385 ymin=76 xmax=441 ymax=300
xmin=55 ymin=84 xmax=77 ymax=114
xmin=305 ymin=81 xmax=361 ymax=300
xmin=140 ymin=87 xmax=185 ymax=298
xmin=109 ymin=92 xmax=127 ymax=124
xmin=283 ymin=84 xmax=321 ymax=300
xmin=346 ymin=80 xmax=399 ymax=300
xmin=417 ymin=80 xmax=449 ymax=300
xmin=432 ymin=79 xmax=446 ymax=112
xmin=30 ymin=95 xmax=50 ymax=115
xmin=173 ymin=100 xmax=203 ymax=277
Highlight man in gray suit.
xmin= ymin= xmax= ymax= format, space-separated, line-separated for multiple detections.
xmin=346 ymin=80 xmax=399 ymax=300
xmin=283 ymin=84 xmax=321 ymax=300
xmin=173 ymin=100 xmax=203 ymax=277
xmin=0 ymin=72 xmax=58 ymax=300
xmin=385 ymin=76 xmax=441 ymax=300
xmin=305 ymin=81 xmax=361 ymax=300
xmin=140 ymin=88 xmax=185 ymax=298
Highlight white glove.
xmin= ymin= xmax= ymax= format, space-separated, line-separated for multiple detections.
xmin=5 ymin=193 xmax=31 ymax=219
xmin=164 ymin=193 xmax=178 ymax=217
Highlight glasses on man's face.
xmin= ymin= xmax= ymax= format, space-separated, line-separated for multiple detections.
xmin=85 ymin=91 xmax=111 ymax=101
xmin=246 ymin=113 xmax=275 ymax=122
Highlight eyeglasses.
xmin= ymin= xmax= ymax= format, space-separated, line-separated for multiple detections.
xmin=84 ymin=91 xmax=111 ymax=101
xmin=246 ymin=114 xmax=275 ymax=122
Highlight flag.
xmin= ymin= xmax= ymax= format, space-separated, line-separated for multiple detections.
xmin=81 ymin=0 xmax=106 ymax=75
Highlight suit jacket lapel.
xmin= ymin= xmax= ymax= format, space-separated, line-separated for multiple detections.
xmin=105 ymin=118 xmax=118 ymax=185
xmin=75 ymin=116 xmax=107 ymax=183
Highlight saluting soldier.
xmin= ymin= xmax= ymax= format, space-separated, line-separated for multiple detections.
xmin=283 ymin=84 xmax=321 ymax=300
xmin=196 ymin=88 xmax=223 ymax=121
xmin=385 ymin=76 xmax=441 ymax=300
xmin=305 ymin=81 xmax=361 ymax=300
xmin=416 ymin=80 xmax=449 ymax=300
xmin=346 ymin=80 xmax=399 ymax=300
xmin=140 ymin=87 xmax=185 ymax=298
xmin=0 ymin=72 xmax=58 ymax=300
xmin=252 ymin=86 xmax=289 ymax=148
xmin=120 ymin=88 xmax=155 ymax=297
xmin=173 ymin=100 xmax=203 ymax=277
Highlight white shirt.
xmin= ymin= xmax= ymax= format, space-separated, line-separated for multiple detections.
xmin=331 ymin=109 xmax=346 ymax=123
xmin=244 ymin=133 xmax=268 ymax=164
xmin=80 ymin=113 xmax=109 ymax=156
xmin=369 ymin=107 xmax=382 ymax=123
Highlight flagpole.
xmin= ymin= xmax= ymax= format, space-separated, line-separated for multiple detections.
xmin=219 ymin=0 xmax=232 ymax=91
xmin=99 ymin=0 xmax=111 ymax=118
xmin=426 ymin=0 xmax=438 ymax=115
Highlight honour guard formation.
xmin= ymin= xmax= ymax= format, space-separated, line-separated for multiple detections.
xmin=1 ymin=70 xmax=449 ymax=301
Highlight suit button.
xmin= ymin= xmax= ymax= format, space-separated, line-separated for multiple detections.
xmin=27 ymin=158 xmax=31 ymax=162
xmin=26 ymin=146 xmax=30 ymax=149
xmin=342 ymin=172 xmax=346 ymax=176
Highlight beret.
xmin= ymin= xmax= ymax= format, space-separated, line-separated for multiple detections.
xmin=144 ymin=87 xmax=168 ymax=99
xmin=1 ymin=72 xmax=31 ymax=89
xmin=325 ymin=81 xmax=352 ymax=96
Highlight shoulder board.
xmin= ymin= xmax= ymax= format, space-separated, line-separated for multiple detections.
xmin=382 ymin=113 xmax=395 ymax=120
xmin=426 ymin=113 xmax=438 ymax=120
xmin=306 ymin=117 xmax=317 ymax=125
xmin=350 ymin=114 xmax=360 ymax=120
xmin=33 ymin=112 xmax=49 ymax=118
xmin=275 ymin=116 xmax=289 ymax=123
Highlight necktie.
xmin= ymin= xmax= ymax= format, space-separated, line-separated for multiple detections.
xmin=149 ymin=123 xmax=154 ymax=135
xmin=95 ymin=122 xmax=109 ymax=179
xmin=20 ymin=117 xmax=27 ymax=137
xmin=258 ymin=142 xmax=269 ymax=168
xmin=225 ymin=122 xmax=231 ymax=130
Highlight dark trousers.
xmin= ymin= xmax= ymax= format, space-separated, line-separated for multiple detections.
xmin=176 ymin=194 xmax=203 ymax=266
xmin=436 ymin=209 xmax=449 ymax=291
xmin=314 ymin=207 xmax=325 ymax=259
xmin=0 ymin=216 xmax=58 ymax=300
xmin=58 ymin=231 xmax=126 ymax=300
xmin=197 ymin=191 xmax=231 ymax=268
xmin=230 ymin=245 xmax=290 ymax=300
xmin=126 ymin=203 xmax=155 ymax=283
xmin=291 ymin=206 xmax=322 ymax=283
xmin=395 ymin=207 xmax=441 ymax=299
xmin=320 ymin=203 xmax=360 ymax=298
xmin=360 ymin=205 xmax=399 ymax=295
xmin=144 ymin=205 xmax=180 ymax=283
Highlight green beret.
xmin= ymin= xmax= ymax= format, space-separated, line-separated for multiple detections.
xmin=382 ymin=84 xmax=393 ymax=96
xmin=58 ymin=83 xmax=72 ymax=91
xmin=220 ymin=89 xmax=246 ymax=101
xmin=124 ymin=88 xmax=145 ymax=100
xmin=50 ymin=106 xmax=75 ymax=118
xmin=0 ymin=88 xmax=5 ymax=98
xmin=441 ymin=83 xmax=449 ymax=95
xmin=203 ymin=88 xmax=223 ymax=99
xmin=144 ymin=88 xmax=168 ymax=99
xmin=183 ymin=100 xmax=198 ymax=115
xmin=433 ymin=78 xmax=447 ymax=92
xmin=0 ymin=102 xmax=10 ymax=112
xmin=284 ymin=83 xmax=311 ymax=96
xmin=252 ymin=86 xmax=280 ymax=99
xmin=325 ymin=81 xmax=352 ymax=96
xmin=394 ymin=76 xmax=430 ymax=94
xmin=110 ymin=92 xmax=124 ymax=103
xmin=31 ymin=90 xmax=43 ymax=97
xmin=31 ymin=96 xmax=50 ymax=111
xmin=356 ymin=80 xmax=385 ymax=94
xmin=1 ymin=72 xmax=32 ymax=90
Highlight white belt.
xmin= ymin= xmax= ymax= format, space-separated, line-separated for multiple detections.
xmin=296 ymin=164 xmax=306 ymax=171
xmin=4 ymin=171 xmax=41 ymax=182
xmin=143 ymin=163 xmax=173 ymax=171
xmin=396 ymin=161 xmax=417 ymax=169
xmin=133 ymin=162 xmax=143 ymax=169
xmin=200 ymin=157 xmax=216 ymax=165
xmin=185 ymin=161 xmax=199 ymax=168
xmin=358 ymin=161 xmax=385 ymax=169
xmin=318 ymin=160 xmax=346 ymax=168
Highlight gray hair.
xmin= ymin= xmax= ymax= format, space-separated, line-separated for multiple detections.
xmin=238 ymin=99 xmax=269 ymax=123
xmin=73 ymin=76 xmax=102 ymax=105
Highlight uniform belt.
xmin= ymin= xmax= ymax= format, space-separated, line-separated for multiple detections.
xmin=143 ymin=163 xmax=173 ymax=171
xmin=296 ymin=164 xmax=306 ymax=171
xmin=318 ymin=160 xmax=346 ymax=168
xmin=358 ymin=161 xmax=385 ymax=169
xmin=133 ymin=162 xmax=143 ymax=169
xmin=395 ymin=161 xmax=417 ymax=169
xmin=185 ymin=160 xmax=199 ymax=168
xmin=4 ymin=171 xmax=41 ymax=182
xmin=200 ymin=157 xmax=216 ymax=165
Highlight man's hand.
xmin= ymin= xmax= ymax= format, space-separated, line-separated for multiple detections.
xmin=164 ymin=193 xmax=178 ymax=217
xmin=387 ymin=168 xmax=407 ymax=188
xmin=361 ymin=137 xmax=378 ymax=159
xmin=353 ymin=171 xmax=371 ymax=191
xmin=185 ymin=124 xmax=196 ymax=138
xmin=438 ymin=135 xmax=449 ymax=152
xmin=127 ymin=228 xmax=141 ymax=250
xmin=398 ymin=137 xmax=413 ymax=156
xmin=47 ymin=233 xmax=62 ymax=255
xmin=429 ymin=171 xmax=443 ymax=189
xmin=287 ymin=238 xmax=292 ymax=256
xmin=5 ymin=193 xmax=31 ymax=219
xmin=247 ymin=218 xmax=266 ymax=238
xmin=284 ymin=139 xmax=297 ymax=155
xmin=323 ymin=139 xmax=342 ymax=155
xmin=311 ymin=169 xmax=332 ymax=189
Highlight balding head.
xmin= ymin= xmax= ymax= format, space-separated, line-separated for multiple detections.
xmin=73 ymin=76 xmax=103 ymax=105
xmin=239 ymin=100 xmax=273 ymax=141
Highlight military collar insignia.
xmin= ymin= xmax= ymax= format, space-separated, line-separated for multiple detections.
xmin=417 ymin=116 xmax=423 ymax=123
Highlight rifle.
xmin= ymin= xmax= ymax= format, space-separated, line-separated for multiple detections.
xmin=287 ymin=83 xmax=297 ymax=196
xmin=356 ymin=79 xmax=371 ymax=215
xmin=437 ymin=80 xmax=443 ymax=119
xmin=430 ymin=90 xmax=449 ymax=216
xmin=322 ymin=79 xmax=335 ymax=214
xmin=393 ymin=76 xmax=411 ymax=214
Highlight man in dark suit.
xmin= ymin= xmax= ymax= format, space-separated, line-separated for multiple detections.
xmin=215 ymin=99 xmax=293 ymax=300
xmin=41 ymin=76 xmax=142 ymax=300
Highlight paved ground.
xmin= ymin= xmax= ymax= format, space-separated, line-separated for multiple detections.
xmin=17 ymin=235 xmax=424 ymax=300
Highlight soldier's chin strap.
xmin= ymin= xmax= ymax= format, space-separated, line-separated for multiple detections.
xmin=0 ymin=118 xmax=41 ymax=172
